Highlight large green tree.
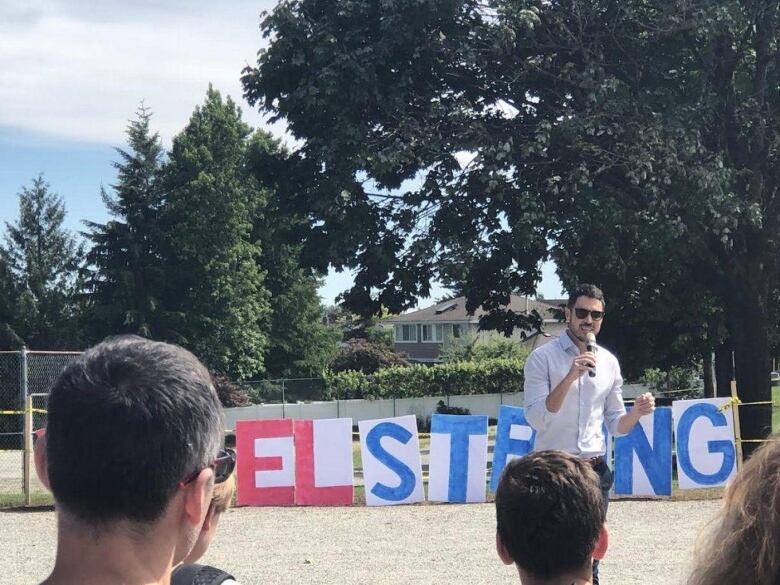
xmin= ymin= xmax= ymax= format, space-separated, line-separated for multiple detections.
xmin=161 ymin=87 xmax=270 ymax=379
xmin=1 ymin=175 xmax=82 ymax=349
xmin=243 ymin=0 xmax=780 ymax=450
xmin=247 ymin=131 xmax=339 ymax=378
xmin=82 ymin=105 xmax=167 ymax=342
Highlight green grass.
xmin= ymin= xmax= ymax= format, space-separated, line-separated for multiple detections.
xmin=773 ymin=385 xmax=780 ymax=432
xmin=0 ymin=490 xmax=54 ymax=509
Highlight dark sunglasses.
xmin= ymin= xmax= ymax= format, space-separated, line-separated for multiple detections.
xmin=180 ymin=448 xmax=236 ymax=487
xmin=573 ymin=308 xmax=604 ymax=320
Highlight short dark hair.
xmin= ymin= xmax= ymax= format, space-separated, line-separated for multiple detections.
xmin=567 ymin=283 xmax=605 ymax=309
xmin=495 ymin=451 xmax=605 ymax=579
xmin=46 ymin=336 xmax=222 ymax=524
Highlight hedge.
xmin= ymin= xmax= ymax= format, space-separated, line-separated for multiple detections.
xmin=323 ymin=358 xmax=525 ymax=400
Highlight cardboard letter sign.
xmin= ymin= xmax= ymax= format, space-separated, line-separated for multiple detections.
xmin=294 ymin=418 xmax=354 ymax=506
xmin=236 ymin=419 xmax=295 ymax=506
xmin=428 ymin=414 xmax=489 ymax=503
xmin=359 ymin=415 xmax=424 ymax=506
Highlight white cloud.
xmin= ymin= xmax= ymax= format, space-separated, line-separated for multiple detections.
xmin=0 ymin=0 xmax=279 ymax=145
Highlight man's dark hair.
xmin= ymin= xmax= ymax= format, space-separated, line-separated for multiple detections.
xmin=46 ymin=335 xmax=222 ymax=524
xmin=567 ymin=283 xmax=605 ymax=309
xmin=495 ymin=451 xmax=605 ymax=579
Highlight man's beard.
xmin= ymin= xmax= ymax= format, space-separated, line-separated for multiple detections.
xmin=567 ymin=322 xmax=589 ymax=343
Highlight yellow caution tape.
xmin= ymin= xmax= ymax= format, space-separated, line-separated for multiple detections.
xmin=717 ymin=396 xmax=741 ymax=412
xmin=0 ymin=408 xmax=47 ymax=415
xmin=719 ymin=398 xmax=780 ymax=412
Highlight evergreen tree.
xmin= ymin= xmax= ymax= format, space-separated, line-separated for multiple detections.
xmin=82 ymin=105 xmax=166 ymax=341
xmin=161 ymin=87 xmax=270 ymax=379
xmin=0 ymin=256 xmax=23 ymax=349
xmin=1 ymin=175 xmax=82 ymax=348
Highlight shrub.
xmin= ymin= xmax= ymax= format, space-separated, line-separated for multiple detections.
xmin=329 ymin=338 xmax=408 ymax=374
xmin=435 ymin=400 xmax=471 ymax=416
xmin=440 ymin=334 xmax=530 ymax=363
xmin=210 ymin=370 xmax=252 ymax=407
xmin=324 ymin=357 xmax=525 ymax=400
xmin=640 ymin=365 xmax=701 ymax=398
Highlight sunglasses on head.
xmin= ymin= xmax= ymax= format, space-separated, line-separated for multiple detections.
xmin=180 ymin=448 xmax=236 ymax=487
xmin=573 ymin=308 xmax=604 ymax=320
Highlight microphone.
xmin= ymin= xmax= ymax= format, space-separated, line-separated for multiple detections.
xmin=585 ymin=332 xmax=597 ymax=378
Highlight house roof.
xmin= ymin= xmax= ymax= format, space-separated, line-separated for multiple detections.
xmin=384 ymin=294 xmax=562 ymax=324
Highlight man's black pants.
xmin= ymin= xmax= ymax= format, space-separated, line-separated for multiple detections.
xmin=589 ymin=457 xmax=613 ymax=585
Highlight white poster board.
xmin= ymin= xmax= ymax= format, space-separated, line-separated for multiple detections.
xmin=427 ymin=414 xmax=488 ymax=503
xmin=673 ymin=398 xmax=737 ymax=489
xmin=359 ymin=415 xmax=425 ymax=506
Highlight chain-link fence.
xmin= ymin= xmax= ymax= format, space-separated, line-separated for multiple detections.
xmin=244 ymin=378 xmax=328 ymax=404
xmin=0 ymin=349 xmax=81 ymax=504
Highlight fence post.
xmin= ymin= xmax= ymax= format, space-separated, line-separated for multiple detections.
xmin=23 ymin=394 xmax=33 ymax=506
xmin=730 ymin=379 xmax=744 ymax=471
xmin=281 ymin=379 xmax=286 ymax=419
xmin=19 ymin=346 xmax=28 ymax=498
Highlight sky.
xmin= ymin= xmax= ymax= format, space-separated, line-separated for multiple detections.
xmin=0 ymin=0 xmax=564 ymax=308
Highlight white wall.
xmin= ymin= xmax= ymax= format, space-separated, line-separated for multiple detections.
xmin=223 ymin=392 xmax=525 ymax=430
xmin=222 ymin=384 xmax=651 ymax=430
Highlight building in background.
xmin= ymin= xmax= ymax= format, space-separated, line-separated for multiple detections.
xmin=383 ymin=295 xmax=566 ymax=363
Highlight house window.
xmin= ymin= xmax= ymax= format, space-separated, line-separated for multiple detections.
xmin=395 ymin=324 xmax=417 ymax=342
xmin=421 ymin=324 xmax=444 ymax=342
xmin=452 ymin=324 xmax=463 ymax=338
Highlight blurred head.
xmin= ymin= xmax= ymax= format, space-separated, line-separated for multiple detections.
xmin=495 ymin=451 xmax=607 ymax=582
xmin=40 ymin=336 xmax=223 ymax=529
xmin=565 ymin=284 xmax=605 ymax=343
xmin=688 ymin=437 xmax=780 ymax=585
xmin=182 ymin=473 xmax=236 ymax=564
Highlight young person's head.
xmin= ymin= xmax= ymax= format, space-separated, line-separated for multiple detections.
xmin=688 ymin=437 xmax=780 ymax=585
xmin=495 ymin=450 xmax=608 ymax=584
xmin=182 ymin=473 xmax=236 ymax=565
xmin=565 ymin=284 xmax=605 ymax=343
xmin=36 ymin=335 xmax=224 ymax=571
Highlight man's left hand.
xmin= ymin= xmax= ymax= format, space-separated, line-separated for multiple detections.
xmin=634 ymin=392 xmax=655 ymax=416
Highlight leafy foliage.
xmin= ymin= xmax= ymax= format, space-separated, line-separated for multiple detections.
xmin=160 ymin=87 xmax=271 ymax=379
xmin=247 ymin=131 xmax=339 ymax=378
xmin=324 ymin=358 xmax=525 ymax=400
xmin=329 ymin=338 xmax=408 ymax=374
xmin=440 ymin=333 xmax=530 ymax=363
xmin=640 ymin=366 xmax=702 ymax=400
xmin=244 ymin=0 xmax=780 ymax=447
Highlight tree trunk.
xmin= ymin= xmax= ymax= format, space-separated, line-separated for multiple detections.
xmin=714 ymin=339 xmax=733 ymax=399
xmin=729 ymin=294 xmax=773 ymax=459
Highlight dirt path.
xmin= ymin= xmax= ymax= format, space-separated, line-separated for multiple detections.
xmin=2 ymin=498 xmax=719 ymax=585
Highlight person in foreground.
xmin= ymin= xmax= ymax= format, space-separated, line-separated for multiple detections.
xmin=524 ymin=283 xmax=654 ymax=584
xmin=495 ymin=450 xmax=608 ymax=585
xmin=687 ymin=436 xmax=780 ymax=585
xmin=34 ymin=335 xmax=227 ymax=585
xmin=172 ymin=473 xmax=239 ymax=585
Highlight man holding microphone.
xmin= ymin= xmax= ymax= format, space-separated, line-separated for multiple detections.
xmin=523 ymin=284 xmax=655 ymax=585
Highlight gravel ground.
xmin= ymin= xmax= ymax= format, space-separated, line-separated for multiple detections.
xmin=1 ymin=499 xmax=720 ymax=585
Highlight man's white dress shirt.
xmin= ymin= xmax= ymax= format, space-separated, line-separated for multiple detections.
xmin=524 ymin=332 xmax=627 ymax=458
